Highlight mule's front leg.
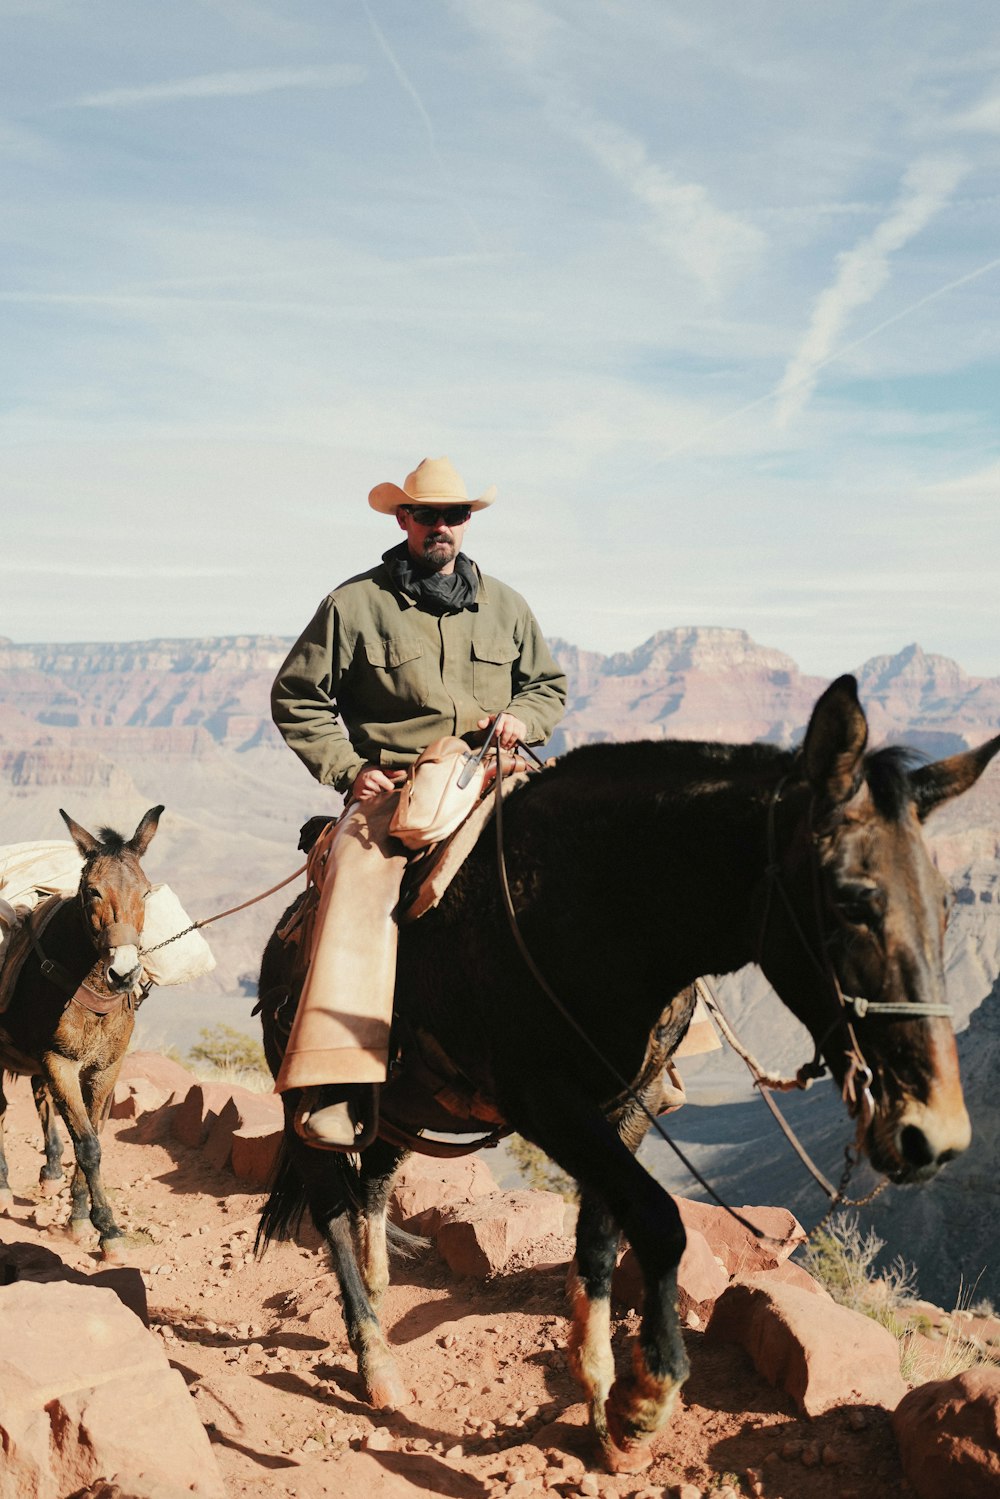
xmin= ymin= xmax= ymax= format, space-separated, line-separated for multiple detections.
xmin=32 ymin=1075 xmax=66 ymax=1198
xmin=517 ymin=1088 xmax=689 ymax=1472
xmin=43 ymin=1056 xmax=124 ymax=1259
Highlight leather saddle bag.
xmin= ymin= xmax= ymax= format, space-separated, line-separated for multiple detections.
xmin=389 ymin=736 xmax=487 ymax=849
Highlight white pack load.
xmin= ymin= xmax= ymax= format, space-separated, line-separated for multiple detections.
xmin=139 ymin=884 xmax=216 ymax=987
xmin=0 ymin=840 xmax=85 ymax=970
xmin=0 ymin=840 xmax=85 ymax=911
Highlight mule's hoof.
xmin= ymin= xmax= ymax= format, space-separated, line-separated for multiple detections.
xmin=100 ymin=1238 xmax=129 ymax=1264
xmin=69 ymin=1218 xmax=93 ymax=1243
xmin=598 ymin=1435 xmax=654 ymax=1475
xmin=0 ymin=1188 xmax=14 ymax=1215
xmin=366 ymin=1369 xmax=413 ymax=1410
xmin=37 ymin=1177 xmax=63 ymax=1200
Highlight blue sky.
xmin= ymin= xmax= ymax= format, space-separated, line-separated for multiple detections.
xmin=2 ymin=0 xmax=999 ymax=676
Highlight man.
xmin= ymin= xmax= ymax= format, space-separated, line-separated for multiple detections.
xmin=271 ymin=456 xmax=568 ymax=1146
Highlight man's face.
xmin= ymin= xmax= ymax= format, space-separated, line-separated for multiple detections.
xmin=396 ymin=505 xmax=471 ymax=574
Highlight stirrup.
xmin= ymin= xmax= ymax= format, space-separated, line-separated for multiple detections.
xmin=293 ymin=1085 xmax=380 ymax=1153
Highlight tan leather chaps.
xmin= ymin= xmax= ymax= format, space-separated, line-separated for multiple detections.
xmin=275 ymin=793 xmax=407 ymax=1092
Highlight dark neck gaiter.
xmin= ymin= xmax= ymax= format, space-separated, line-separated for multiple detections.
xmin=384 ymin=542 xmax=479 ymax=615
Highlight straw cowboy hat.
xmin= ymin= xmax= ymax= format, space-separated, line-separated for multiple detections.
xmin=368 ymin=456 xmax=497 ymax=515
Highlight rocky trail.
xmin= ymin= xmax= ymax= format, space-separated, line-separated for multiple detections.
xmin=1 ymin=1057 xmax=997 ymax=1499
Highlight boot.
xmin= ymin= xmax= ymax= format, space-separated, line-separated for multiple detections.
xmin=294 ymin=1084 xmax=378 ymax=1151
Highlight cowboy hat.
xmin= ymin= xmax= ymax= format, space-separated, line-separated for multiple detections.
xmin=368 ymin=456 xmax=497 ymax=515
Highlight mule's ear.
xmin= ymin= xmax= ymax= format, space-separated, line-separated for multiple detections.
xmin=129 ymin=805 xmax=165 ymax=857
xmin=802 ymin=675 xmax=869 ymax=818
xmin=59 ymin=808 xmax=100 ymax=858
xmin=911 ymin=734 xmax=1000 ymax=822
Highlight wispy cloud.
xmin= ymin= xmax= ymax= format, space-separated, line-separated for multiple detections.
xmin=73 ymin=64 xmax=365 ymax=109
xmin=450 ymin=0 xmax=764 ymax=295
xmin=359 ymin=0 xmax=485 ymax=248
xmin=948 ymin=89 xmax=1000 ymax=133
xmin=773 ymin=154 xmax=969 ymax=427
xmin=919 ymin=461 xmax=1000 ymax=504
xmin=0 ymin=119 xmax=59 ymax=164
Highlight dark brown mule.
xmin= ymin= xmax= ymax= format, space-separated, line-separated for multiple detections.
xmin=256 ymin=679 xmax=999 ymax=1471
xmin=0 ymin=806 xmax=163 ymax=1259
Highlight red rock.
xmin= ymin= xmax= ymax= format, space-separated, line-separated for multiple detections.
xmin=109 ymin=1075 xmax=172 ymax=1120
xmin=0 ymin=1279 xmax=224 ymax=1498
xmin=748 ymin=1258 xmax=831 ymax=1298
xmin=892 ymin=1366 xmax=1000 ymax=1498
xmin=202 ymin=1088 xmax=281 ymax=1172
xmin=0 ymin=1241 xmax=149 ymax=1324
xmin=706 ymin=1279 xmax=906 ymax=1416
xmin=390 ymin=1153 xmax=497 ymax=1233
xmin=676 ymin=1198 xmax=805 ymax=1275
xmin=434 ymin=1190 xmax=566 ymax=1277
xmin=170 ymin=1081 xmax=239 ymax=1149
xmin=231 ymin=1123 xmax=282 ymax=1186
xmin=118 ymin=1050 xmax=197 ymax=1095
xmin=613 ymin=1225 xmax=729 ymax=1313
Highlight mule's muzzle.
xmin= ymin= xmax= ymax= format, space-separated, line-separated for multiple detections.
xmin=100 ymin=923 xmax=142 ymax=992
xmin=867 ymin=1098 xmax=972 ymax=1185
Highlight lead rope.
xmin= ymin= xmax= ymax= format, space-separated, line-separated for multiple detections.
xmin=139 ymin=863 xmax=308 ymax=958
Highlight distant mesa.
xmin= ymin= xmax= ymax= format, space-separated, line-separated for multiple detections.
xmin=1 ymin=626 xmax=999 ymax=761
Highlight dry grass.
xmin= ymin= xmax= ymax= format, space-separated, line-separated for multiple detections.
xmin=798 ymin=1214 xmax=993 ymax=1385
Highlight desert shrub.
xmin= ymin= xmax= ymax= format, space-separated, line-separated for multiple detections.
xmin=799 ymin=1213 xmax=917 ymax=1317
xmin=507 ymin=1135 xmax=577 ymax=1200
xmin=800 ymin=1215 xmax=992 ymax=1385
xmin=187 ymin=1023 xmax=269 ymax=1081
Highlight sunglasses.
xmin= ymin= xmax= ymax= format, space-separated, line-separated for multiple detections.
xmin=403 ymin=505 xmax=472 ymax=526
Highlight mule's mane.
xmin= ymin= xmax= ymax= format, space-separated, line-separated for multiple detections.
xmin=551 ymin=736 xmax=926 ymax=820
xmin=90 ymin=827 xmax=131 ymax=859
xmin=863 ymin=745 xmax=927 ymax=820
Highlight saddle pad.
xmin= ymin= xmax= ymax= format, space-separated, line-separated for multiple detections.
xmin=398 ymin=772 xmax=529 ymax=924
xmin=0 ymin=893 xmax=66 ymax=1017
xmin=674 ymin=988 xmax=721 ymax=1056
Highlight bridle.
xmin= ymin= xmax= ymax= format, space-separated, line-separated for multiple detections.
xmin=756 ymin=772 xmax=952 ymax=1150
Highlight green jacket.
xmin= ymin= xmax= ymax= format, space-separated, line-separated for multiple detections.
xmin=272 ymin=551 xmax=568 ymax=795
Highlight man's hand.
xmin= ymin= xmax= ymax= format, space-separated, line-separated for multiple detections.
xmin=350 ymin=764 xmax=407 ymax=802
xmin=477 ymin=712 xmax=528 ymax=752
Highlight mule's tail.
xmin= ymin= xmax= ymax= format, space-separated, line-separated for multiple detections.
xmin=255 ymin=1144 xmax=311 ymax=1256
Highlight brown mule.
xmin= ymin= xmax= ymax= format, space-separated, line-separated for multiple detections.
xmin=0 ymin=806 xmax=163 ymax=1259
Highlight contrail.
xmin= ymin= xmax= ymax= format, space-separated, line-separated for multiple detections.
xmin=359 ymin=0 xmax=485 ymax=248
xmin=639 ymin=252 xmax=1000 ymax=468
xmin=774 ymin=155 xmax=968 ymax=427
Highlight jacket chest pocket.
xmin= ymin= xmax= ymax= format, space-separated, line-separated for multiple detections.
xmin=471 ymin=637 xmax=518 ymax=711
xmin=363 ymin=638 xmax=429 ymax=713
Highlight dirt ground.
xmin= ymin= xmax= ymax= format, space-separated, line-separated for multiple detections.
xmin=0 ymin=1077 xmax=912 ymax=1499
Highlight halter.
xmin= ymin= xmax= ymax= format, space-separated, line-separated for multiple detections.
xmin=756 ymin=771 xmax=953 ymax=1146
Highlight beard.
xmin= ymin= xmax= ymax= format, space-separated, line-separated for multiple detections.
xmin=417 ymin=534 xmax=457 ymax=572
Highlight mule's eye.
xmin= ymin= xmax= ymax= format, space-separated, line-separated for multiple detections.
xmin=85 ymin=885 xmax=103 ymax=901
xmin=838 ymin=884 xmax=885 ymax=928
